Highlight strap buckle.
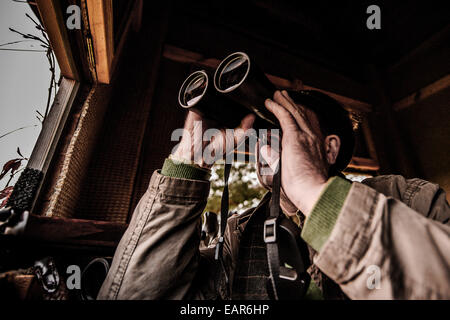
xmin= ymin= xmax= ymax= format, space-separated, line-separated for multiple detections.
xmin=279 ymin=266 xmax=298 ymax=281
xmin=264 ymin=218 xmax=277 ymax=243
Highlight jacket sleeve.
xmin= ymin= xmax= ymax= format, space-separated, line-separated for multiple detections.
xmin=301 ymin=176 xmax=450 ymax=299
xmin=97 ymin=170 xmax=211 ymax=299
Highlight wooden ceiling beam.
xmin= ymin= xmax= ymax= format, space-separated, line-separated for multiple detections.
xmin=386 ymin=23 xmax=450 ymax=102
xmin=393 ymin=74 xmax=450 ymax=111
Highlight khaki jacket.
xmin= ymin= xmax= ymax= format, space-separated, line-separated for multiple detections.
xmin=98 ymin=172 xmax=450 ymax=300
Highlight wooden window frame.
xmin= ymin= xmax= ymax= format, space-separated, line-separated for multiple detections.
xmin=27 ymin=78 xmax=80 ymax=212
xmin=87 ymin=0 xmax=143 ymax=84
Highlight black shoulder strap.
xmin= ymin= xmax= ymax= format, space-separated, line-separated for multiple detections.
xmin=264 ymin=158 xmax=311 ymax=300
xmin=215 ymin=163 xmax=232 ymax=284
xmin=264 ymin=160 xmax=282 ymax=299
xmin=214 ymin=156 xmax=310 ymax=299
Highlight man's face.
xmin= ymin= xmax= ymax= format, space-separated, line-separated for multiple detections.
xmin=255 ymin=106 xmax=325 ymax=189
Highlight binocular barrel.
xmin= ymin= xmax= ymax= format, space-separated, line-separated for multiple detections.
xmin=213 ymin=52 xmax=279 ymax=128
xmin=178 ymin=52 xmax=280 ymax=130
xmin=178 ymin=70 xmax=253 ymax=129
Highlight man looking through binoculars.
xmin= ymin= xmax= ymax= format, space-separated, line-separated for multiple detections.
xmin=98 ymin=89 xmax=450 ymax=300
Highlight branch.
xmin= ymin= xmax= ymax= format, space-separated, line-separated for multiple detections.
xmin=25 ymin=13 xmax=40 ymax=28
xmin=44 ymin=49 xmax=56 ymax=119
xmin=25 ymin=13 xmax=50 ymax=45
xmin=0 ymin=48 xmax=46 ymax=52
xmin=0 ymin=125 xmax=38 ymax=140
xmin=9 ymin=27 xmax=48 ymax=48
xmin=0 ymin=39 xmax=35 ymax=47
xmin=7 ymin=11 xmax=58 ymax=124
xmin=5 ymin=167 xmax=25 ymax=188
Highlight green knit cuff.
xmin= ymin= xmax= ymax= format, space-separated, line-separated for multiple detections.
xmin=161 ymin=158 xmax=211 ymax=181
xmin=301 ymin=176 xmax=352 ymax=252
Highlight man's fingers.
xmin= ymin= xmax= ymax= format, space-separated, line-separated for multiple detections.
xmin=280 ymin=90 xmax=296 ymax=105
xmin=241 ymin=113 xmax=256 ymax=130
xmin=274 ymin=90 xmax=298 ymax=117
xmin=275 ymin=90 xmax=314 ymax=136
xmin=265 ymin=98 xmax=299 ymax=133
xmin=236 ymin=113 xmax=256 ymax=143
xmin=184 ymin=110 xmax=203 ymax=129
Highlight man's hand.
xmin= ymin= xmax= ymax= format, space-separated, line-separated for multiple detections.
xmin=263 ymin=90 xmax=329 ymax=217
xmin=172 ymin=110 xmax=255 ymax=169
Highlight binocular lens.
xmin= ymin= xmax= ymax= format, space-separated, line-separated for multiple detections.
xmin=179 ymin=71 xmax=208 ymax=107
xmin=215 ymin=52 xmax=250 ymax=92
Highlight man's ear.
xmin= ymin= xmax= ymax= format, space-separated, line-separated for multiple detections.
xmin=324 ymin=135 xmax=341 ymax=165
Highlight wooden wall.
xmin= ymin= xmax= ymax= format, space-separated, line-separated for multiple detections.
xmin=397 ymin=87 xmax=450 ymax=202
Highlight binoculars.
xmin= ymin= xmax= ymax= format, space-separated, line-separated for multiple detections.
xmin=178 ymin=52 xmax=280 ymax=130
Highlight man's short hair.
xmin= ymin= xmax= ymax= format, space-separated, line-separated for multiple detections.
xmin=286 ymin=90 xmax=355 ymax=175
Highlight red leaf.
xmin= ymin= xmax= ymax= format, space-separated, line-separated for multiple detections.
xmin=0 ymin=158 xmax=22 ymax=180
xmin=0 ymin=186 xmax=13 ymax=208
xmin=0 ymin=197 xmax=10 ymax=208
xmin=0 ymin=186 xmax=14 ymax=198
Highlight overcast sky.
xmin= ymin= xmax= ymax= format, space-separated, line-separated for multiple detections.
xmin=0 ymin=0 xmax=60 ymax=188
